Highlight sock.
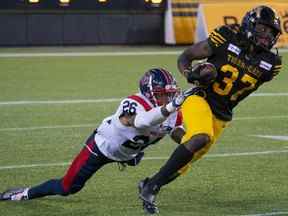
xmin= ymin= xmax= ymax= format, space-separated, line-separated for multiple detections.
xmin=161 ymin=172 xmax=181 ymax=186
xmin=148 ymin=144 xmax=193 ymax=188
xmin=28 ymin=179 xmax=66 ymax=199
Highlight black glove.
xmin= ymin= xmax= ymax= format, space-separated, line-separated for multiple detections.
xmin=125 ymin=152 xmax=144 ymax=166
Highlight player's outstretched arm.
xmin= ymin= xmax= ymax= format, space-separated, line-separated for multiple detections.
xmin=120 ymin=91 xmax=190 ymax=129
xmin=132 ymin=95 xmax=184 ymax=129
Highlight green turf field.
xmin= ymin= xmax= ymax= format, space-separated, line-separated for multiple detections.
xmin=0 ymin=46 xmax=287 ymax=216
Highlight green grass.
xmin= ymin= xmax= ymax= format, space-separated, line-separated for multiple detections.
xmin=0 ymin=46 xmax=287 ymax=216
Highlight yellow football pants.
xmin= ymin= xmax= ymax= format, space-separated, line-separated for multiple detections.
xmin=178 ymin=95 xmax=229 ymax=175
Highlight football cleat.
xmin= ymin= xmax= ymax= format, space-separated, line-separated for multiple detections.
xmin=138 ymin=178 xmax=160 ymax=214
xmin=0 ymin=188 xmax=29 ymax=201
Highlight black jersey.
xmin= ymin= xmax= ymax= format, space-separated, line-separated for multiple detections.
xmin=205 ymin=25 xmax=282 ymax=121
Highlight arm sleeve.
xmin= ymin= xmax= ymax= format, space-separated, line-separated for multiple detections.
xmin=134 ymin=107 xmax=167 ymax=129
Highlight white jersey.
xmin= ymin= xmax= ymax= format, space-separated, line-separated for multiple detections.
xmin=95 ymin=93 xmax=182 ymax=161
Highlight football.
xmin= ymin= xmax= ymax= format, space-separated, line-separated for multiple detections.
xmin=197 ymin=62 xmax=217 ymax=82
xmin=189 ymin=62 xmax=218 ymax=86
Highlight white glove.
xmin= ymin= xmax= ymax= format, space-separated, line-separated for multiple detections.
xmin=165 ymin=88 xmax=195 ymax=113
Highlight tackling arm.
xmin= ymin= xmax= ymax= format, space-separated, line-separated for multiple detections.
xmin=120 ymin=92 xmax=190 ymax=129
xmin=119 ymin=105 xmax=176 ymax=129
xmin=134 ymin=106 xmax=167 ymax=129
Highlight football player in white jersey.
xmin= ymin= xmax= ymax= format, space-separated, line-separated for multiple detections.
xmin=0 ymin=68 xmax=190 ymax=202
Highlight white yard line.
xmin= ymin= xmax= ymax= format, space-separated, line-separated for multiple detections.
xmin=0 ymin=162 xmax=70 ymax=170
xmin=0 ymin=115 xmax=286 ymax=132
xmin=0 ymin=149 xmax=288 ymax=170
xmin=0 ymin=51 xmax=182 ymax=58
xmin=0 ymin=92 xmax=287 ymax=106
xmin=0 ymin=98 xmax=121 ymax=106
xmin=250 ymin=93 xmax=288 ymax=97
xmin=238 ymin=211 xmax=288 ymax=216
xmin=145 ymin=150 xmax=288 ymax=160
xmin=251 ymin=135 xmax=288 ymax=141
xmin=206 ymin=150 xmax=288 ymax=157
xmin=0 ymin=48 xmax=287 ymax=58
xmin=0 ymin=124 xmax=96 ymax=132
xmin=233 ymin=115 xmax=288 ymax=121
xmin=0 ymin=115 xmax=287 ymax=132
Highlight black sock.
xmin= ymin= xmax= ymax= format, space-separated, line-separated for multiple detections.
xmin=148 ymin=144 xmax=193 ymax=188
xmin=161 ymin=172 xmax=180 ymax=186
xmin=28 ymin=179 xmax=66 ymax=199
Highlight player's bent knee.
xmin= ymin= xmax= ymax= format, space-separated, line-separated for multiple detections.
xmin=60 ymin=178 xmax=85 ymax=196
xmin=183 ymin=133 xmax=210 ymax=153
xmin=61 ymin=185 xmax=84 ymax=196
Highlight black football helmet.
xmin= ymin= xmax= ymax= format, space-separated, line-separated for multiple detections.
xmin=241 ymin=5 xmax=281 ymax=50
xmin=139 ymin=68 xmax=179 ymax=106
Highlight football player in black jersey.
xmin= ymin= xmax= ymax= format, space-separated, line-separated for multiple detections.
xmin=138 ymin=5 xmax=282 ymax=214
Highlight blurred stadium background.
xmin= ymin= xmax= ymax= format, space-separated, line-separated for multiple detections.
xmin=0 ymin=1 xmax=287 ymax=216
xmin=0 ymin=0 xmax=287 ymax=46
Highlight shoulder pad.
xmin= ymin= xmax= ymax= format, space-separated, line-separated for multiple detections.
xmin=208 ymin=24 xmax=241 ymax=49
xmin=209 ymin=25 xmax=230 ymax=48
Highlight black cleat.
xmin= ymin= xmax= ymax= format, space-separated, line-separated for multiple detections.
xmin=0 ymin=188 xmax=29 ymax=201
xmin=138 ymin=178 xmax=160 ymax=214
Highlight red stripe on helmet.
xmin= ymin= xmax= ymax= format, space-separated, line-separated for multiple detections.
xmin=160 ymin=68 xmax=173 ymax=85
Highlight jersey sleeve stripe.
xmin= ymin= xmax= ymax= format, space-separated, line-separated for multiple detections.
xmin=128 ymin=95 xmax=153 ymax=111
xmin=274 ymin=65 xmax=282 ymax=69
xmin=211 ymin=31 xmax=226 ymax=43
xmin=209 ymin=36 xmax=220 ymax=46
xmin=209 ymin=32 xmax=226 ymax=46
xmin=212 ymin=31 xmax=226 ymax=42
xmin=273 ymin=64 xmax=282 ymax=76
xmin=211 ymin=35 xmax=225 ymax=44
